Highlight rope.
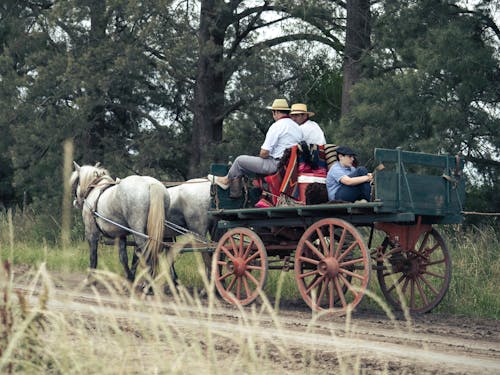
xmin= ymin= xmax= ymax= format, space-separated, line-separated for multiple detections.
xmin=462 ymin=211 xmax=500 ymax=216
xmin=163 ymin=178 xmax=211 ymax=187
xmin=164 ymin=220 xmax=210 ymax=244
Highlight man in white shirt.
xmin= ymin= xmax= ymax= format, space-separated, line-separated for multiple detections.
xmin=208 ymin=98 xmax=303 ymax=189
xmin=290 ymin=103 xmax=326 ymax=145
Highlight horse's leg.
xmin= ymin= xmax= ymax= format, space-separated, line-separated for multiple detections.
xmin=85 ymin=235 xmax=99 ymax=286
xmin=89 ymin=237 xmax=98 ymax=269
xmin=202 ymin=252 xmax=213 ymax=282
xmin=130 ymin=247 xmax=140 ymax=280
xmin=118 ymin=236 xmax=135 ymax=281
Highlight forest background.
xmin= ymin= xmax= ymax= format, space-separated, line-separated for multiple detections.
xmin=0 ymin=0 xmax=498 ymax=235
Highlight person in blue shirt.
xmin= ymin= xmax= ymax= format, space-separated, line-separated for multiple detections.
xmin=326 ymin=146 xmax=373 ymax=202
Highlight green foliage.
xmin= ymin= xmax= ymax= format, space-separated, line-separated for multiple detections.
xmin=443 ymin=226 xmax=499 ymax=318
xmin=341 ymin=1 xmax=499 ymax=182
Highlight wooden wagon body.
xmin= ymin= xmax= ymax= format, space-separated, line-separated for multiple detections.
xmin=206 ymin=148 xmax=465 ymax=315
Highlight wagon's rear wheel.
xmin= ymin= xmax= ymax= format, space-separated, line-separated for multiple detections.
xmin=295 ymin=218 xmax=371 ymax=315
xmin=214 ymin=227 xmax=268 ymax=306
xmin=377 ymin=228 xmax=451 ymax=314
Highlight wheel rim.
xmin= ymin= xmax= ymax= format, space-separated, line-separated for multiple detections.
xmin=294 ymin=218 xmax=371 ymax=315
xmin=214 ymin=227 xmax=268 ymax=306
xmin=377 ymin=229 xmax=451 ymax=313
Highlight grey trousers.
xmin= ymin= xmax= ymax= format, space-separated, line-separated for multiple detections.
xmin=227 ymin=155 xmax=280 ymax=179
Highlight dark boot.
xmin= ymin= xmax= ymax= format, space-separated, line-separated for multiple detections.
xmin=229 ymin=177 xmax=243 ymax=198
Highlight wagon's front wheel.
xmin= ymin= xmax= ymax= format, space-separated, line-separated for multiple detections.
xmin=295 ymin=218 xmax=371 ymax=315
xmin=214 ymin=227 xmax=268 ymax=306
xmin=377 ymin=228 xmax=451 ymax=314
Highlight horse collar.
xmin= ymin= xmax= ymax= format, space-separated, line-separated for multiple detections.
xmin=87 ymin=182 xmax=119 ymax=239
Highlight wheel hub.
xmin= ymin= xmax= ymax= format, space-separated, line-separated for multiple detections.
xmin=318 ymin=257 xmax=340 ymax=277
xmin=228 ymin=257 xmax=246 ymax=276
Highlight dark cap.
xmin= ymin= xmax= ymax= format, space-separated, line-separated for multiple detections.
xmin=336 ymin=146 xmax=357 ymax=156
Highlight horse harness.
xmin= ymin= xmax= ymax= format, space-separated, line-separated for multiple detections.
xmin=81 ymin=176 xmax=123 ymax=239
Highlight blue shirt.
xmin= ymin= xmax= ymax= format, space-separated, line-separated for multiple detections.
xmin=326 ymin=162 xmax=355 ymax=200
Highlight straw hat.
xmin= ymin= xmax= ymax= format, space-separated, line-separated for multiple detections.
xmin=266 ymin=98 xmax=290 ymax=111
xmin=290 ymin=103 xmax=315 ymax=117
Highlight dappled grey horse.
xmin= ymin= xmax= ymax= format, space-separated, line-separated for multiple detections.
xmin=70 ymin=162 xmax=170 ymax=282
xmin=165 ymin=179 xmax=215 ymax=279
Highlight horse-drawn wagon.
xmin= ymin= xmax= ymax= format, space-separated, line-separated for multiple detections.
xmin=71 ymin=147 xmax=465 ymax=316
xmin=206 ymin=147 xmax=465 ymax=315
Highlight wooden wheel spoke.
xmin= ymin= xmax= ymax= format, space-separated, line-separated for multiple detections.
xmin=305 ymin=240 xmax=326 ymax=260
xmin=423 ymin=270 xmax=445 ymax=279
xmin=306 ymin=274 xmax=326 ymax=294
xmin=218 ymin=271 xmax=233 ymax=282
xmin=339 ymin=274 xmax=359 ymax=299
xmin=242 ymin=240 xmax=254 ymax=259
xmin=426 ymin=258 xmax=446 ymax=266
xmin=340 ymin=268 xmax=365 ymax=281
xmin=419 ymin=274 xmax=439 ymax=295
xmin=237 ymin=235 xmax=248 ymax=257
xmin=316 ymin=228 xmax=329 ymax=256
xmin=316 ymin=277 xmax=328 ymax=306
xmin=329 ymin=279 xmax=335 ymax=308
xmin=226 ymin=275 xmax=237 ymax=292
xmin=242 ymin=276 xmax=252 ymax=297
xmin=418 ymin=231 xmax=430 ymax=253
xmin=299 ymin=269 xmax=320 ymax=279
xmin=246 ymin=264 xmax=263 ymax=271
xmin=334 ymin=277 xmax=347 ymax=308
xmin=221 ymin=245 xmax=237 ymax=262
xmin=415 ymin=277 xmax=428 ymax=306
xmin=340 ymin=257 xmax=364 ymax=268
xmin=245 ymin=251 xmax=260 ymax=264
xmin=425 ymin=242 xmax=440 ymax=254
xmin=410 ymin=279 xmax=415 ymax=309
xmin=228 ymin=237 xmax=238 ymax=255
xmin=401 ymin=277 xmax=410 ymax=294
xmin=236 ymin=277 xmax=242 ymax=300
xmin=335 ymin=228 xmax=347 ymax=258
xmin=338 ymin=241 xmax=358 ymax=262
xmin=329 ymin=224 xmax=335 ymax=256
xmin=298 ymin=256 xmax=320 ymax=265
xmin=244 ymin=270 xmax=260 ymax=287
xmin=386 ymin=274 xmax=406 ymax=294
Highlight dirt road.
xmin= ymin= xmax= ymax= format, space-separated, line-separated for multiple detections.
xmin=13 ymin=268 xmax=500 ymax=374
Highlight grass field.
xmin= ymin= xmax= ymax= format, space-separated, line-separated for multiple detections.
xmin=0 ymin=209 xmax=498 ymax=374
xmin=1 ymin=209 xmax=498 ymax=319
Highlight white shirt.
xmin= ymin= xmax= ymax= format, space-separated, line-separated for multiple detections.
xmin=261 ymin=117 xmax=303 ymax=159
xmin=300 ymin=119 xmax=326 ymax=145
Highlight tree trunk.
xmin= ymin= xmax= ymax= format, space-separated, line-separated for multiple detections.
xmin=341 ymin=0 xmax=371 ymax=117
xmin=189 ymin=0 xmax=226 ymax=178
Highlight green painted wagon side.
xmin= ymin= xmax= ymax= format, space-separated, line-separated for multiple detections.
xmin=373 ymin=148 xmax=465 ymax=224
xmin=206 ymin=148 xmax=466 ymax=315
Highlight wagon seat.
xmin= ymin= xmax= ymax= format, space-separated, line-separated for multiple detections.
xmin=253 ymin=143 xmax=337 ymax=207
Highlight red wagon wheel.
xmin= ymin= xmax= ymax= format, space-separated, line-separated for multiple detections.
xmin=214 ymin=227 xmax=268 ymax=306
xmin=377 ymin=228 xmax=451 ymax=314
xmin=295 ymin=218 xmax=371 ymax=315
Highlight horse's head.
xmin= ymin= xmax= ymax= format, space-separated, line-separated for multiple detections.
xmin=70 ymin=161 xmax=110 ymax=209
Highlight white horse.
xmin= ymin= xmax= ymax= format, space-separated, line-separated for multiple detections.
xmin=165 ymin=179 xmax=215 ymax=279
xmin=70 ymin=162 xmax=170 ymax=282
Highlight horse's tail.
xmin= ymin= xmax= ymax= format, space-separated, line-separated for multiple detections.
xmin=143 ymin=182 xmax=167 ymax=277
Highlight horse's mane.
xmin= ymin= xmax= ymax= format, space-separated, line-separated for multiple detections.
xmin=71 ymin=165 xmax=113 ymax=198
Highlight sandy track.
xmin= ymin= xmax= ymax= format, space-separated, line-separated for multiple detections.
xmin=13 ymin=270 xmax=500 ymax=375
